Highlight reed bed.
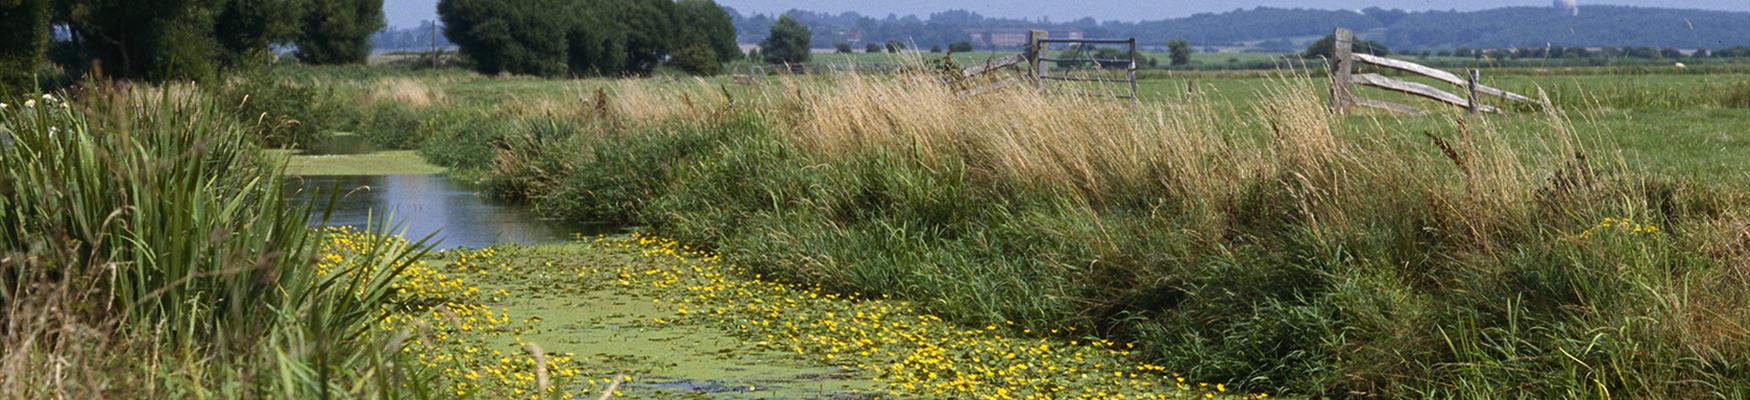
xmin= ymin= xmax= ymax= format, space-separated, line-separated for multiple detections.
xmin=0 ymin=86 xmax=431 ymax=398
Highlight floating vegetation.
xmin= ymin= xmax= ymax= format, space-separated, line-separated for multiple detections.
xmin=562 ymin=233 xmax=1259 ymax=399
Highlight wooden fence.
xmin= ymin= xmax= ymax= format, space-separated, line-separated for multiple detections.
xmin=939 ymin=30 xmax=1142 ymax=103
xmin=1328 ymin=27 xmax=1529 ymax=115
xmin=737 ymin=32 xmax=1141 ymax=106
xmin=1028 ymin=31 xmax=1140 ymax=105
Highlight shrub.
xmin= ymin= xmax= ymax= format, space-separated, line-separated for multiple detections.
xmin=214 ymin=70 xmax=352 ymax=148
xmin=418 ymin=107 xmax=513 ymax=171
xmin=1168 ymin=39 xmax=1192 ymax=66
xmin=670 ymin=43 xmax=723 ymax=76
xmin=357 ymin=100 xmax=426 ymax=149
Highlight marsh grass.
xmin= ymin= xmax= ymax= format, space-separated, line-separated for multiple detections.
xmin=461 ymin=65 xmax=1750 ymax=398
xmin=0 ymin=86 xmax=433 ymax=398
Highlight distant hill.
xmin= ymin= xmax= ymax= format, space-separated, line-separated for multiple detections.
xmin=1382 ymin=6 xmax=1750 ymax=49
xmin=729 ymin=5 xmax=1750 ymax=51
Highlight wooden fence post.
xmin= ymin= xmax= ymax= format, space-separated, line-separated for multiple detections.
xmin=1467 ymin=69 xmax=1481 ymax=115
xmin=1028 ymin=30 xmax=1049 ymax=91
xmin=1329 ymin=28 xmax=1354 ymax=115
xmin=1128 ymin=38 xmax=1140 ymax=106
xmin=431 ymin=23 xmax=440 ymax=68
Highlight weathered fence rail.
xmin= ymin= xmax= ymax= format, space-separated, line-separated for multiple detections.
xmin=742 ymin=31 xmax=1142 ymax=105
xmin=1328 ymin=27 xmax=1528 ymax=115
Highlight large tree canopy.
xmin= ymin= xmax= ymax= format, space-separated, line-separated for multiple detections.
xmin=672 ymin=0 xmax=738 ymax=62
xmin=46 ymin=0 xmax=373 ymax=80
xmin=443 ymin=0 xmax=739 ymax=77
xmin=612 ymin=0 xmax=675 ymax=75
xmin=0 ymin=0 xmax=52 ymax=94
xmin=296 ymin=0 xmax=386 ymax=65
xmin=53 ymin=0 xmax=231 ymax=80
xmin=214 ymin=0 xmax=304 ymax=65
xmin=760 ymin=15 xmax=810 ymax=65
xmin=439 ymin=0 xmax=569 ymax=76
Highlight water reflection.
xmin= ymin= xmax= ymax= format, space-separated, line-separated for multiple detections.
xmin=286 ymin=174 xmax=602 ymax=249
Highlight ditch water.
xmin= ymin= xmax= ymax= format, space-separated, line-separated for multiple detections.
xmin=285 ymin=174 xmax=604 ymax=249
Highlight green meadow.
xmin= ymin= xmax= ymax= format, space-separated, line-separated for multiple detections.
xmin=8 ymin=55 xmax=1750 ymax=399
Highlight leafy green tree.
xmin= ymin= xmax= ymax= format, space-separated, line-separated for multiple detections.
xmin=611 ymin=0 xmax=675 ymax=74
xmin=213 ymin=0 xmax=305 ymax=66
xmin=865 ymin=43 xmax=882 ymax=53
xmin=948 ymin=41 xmax=974 ymax=52
xmin=565 ymin=5 xmax=625 ymax=76
xmin=53 ymin=0 xmax=229 ymax=80
xmin=835 ymin=42 xmax=852 ymax=54
xmin=43 ymin=0 xmax=303 ymax=80
xmin=296 ymin=0 xmax=384 ymax=64
xmin=669 ymin=43 xmax=721 ymax=75
xmin=1167 ymin=39 xmax=1191 ymax=66
xmin=438 ymin=0 xmax=569 ymax=76
xmin=672 ymin=0 xmax=737 ymax=62
xmin=760 ymin=15 xmax=809 ymax=64
xmin=0 ymin=0 xmax=52 ymax=94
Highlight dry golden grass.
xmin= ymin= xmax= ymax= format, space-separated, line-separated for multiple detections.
xmin=581 ymin=70 xmax=1616 ymax=244
xmin=767 ymin=72 xmax=1251 ymax=206
xmin=367 ymin=77 xmax=448 ymax=108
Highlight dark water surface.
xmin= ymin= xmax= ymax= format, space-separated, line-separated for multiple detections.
xmin=286 ymin=174 xmax=601 ymax=248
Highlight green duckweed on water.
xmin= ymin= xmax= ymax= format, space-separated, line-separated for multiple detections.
xmin=397 ymin=231 xmax=1261 ymax=399
xmin=276 ymin=150 xmax=448 ymax=176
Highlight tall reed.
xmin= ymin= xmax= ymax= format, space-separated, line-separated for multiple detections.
xmin=0 ymin=86 xmax=428 ymax=398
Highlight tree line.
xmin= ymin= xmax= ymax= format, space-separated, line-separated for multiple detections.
xmin=1 ymin=0 xmax=384 ymax=93
xmin=436 ymin=0 xmax=738 ymax=77
xmin=731 ymin=6 xmax=1750 ymax=52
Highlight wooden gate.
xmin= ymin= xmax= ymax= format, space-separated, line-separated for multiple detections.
xmin=949 ymin=30 xmax=1141 ymax=105
xmin=1327 ymin=27 xmax=1529 ymax=115
xmin=1028 ymin=31 xmax=1139 ymax=105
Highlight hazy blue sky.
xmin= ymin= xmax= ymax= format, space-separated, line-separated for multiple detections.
xmin=383 ymin=0 xmax=1750 ymax=28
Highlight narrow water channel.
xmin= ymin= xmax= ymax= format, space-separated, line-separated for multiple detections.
xmin=285 ymin=174 xmax=596 ymax=248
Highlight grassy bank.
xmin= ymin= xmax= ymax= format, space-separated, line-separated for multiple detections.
xmin=0 ymin=86 xmax=607 ymax=398
xmin=469 ymin=71 xmax=1750 ymax=398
